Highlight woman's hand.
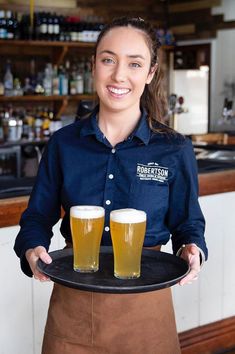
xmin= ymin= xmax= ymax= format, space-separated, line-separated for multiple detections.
xmin=25 ymin=246 xmax=52 ymax=281
xmin=178 ymin=244 xmax=201 ymax=286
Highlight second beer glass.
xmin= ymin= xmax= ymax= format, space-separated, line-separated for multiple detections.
xmin=70 ymin=205 xmax=105 ymax=272
xmin=110 ymin=208 xmax=147 ymax=279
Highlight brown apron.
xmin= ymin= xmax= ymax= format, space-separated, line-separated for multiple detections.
xmin=42 ymin=247 xmax=181 ymax=354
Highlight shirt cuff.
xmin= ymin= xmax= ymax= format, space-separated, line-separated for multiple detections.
xmin=176 ymin=243 xmax=205 ymax=268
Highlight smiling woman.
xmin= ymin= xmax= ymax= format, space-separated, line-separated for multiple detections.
xmin=14 ymin=16 xmax=207 ymax=354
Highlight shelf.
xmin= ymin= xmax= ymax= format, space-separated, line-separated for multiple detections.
xmin=0 ymin=39 xmax=95 ymax=48
xmin=0 ymin=39 xmax=173 ymax=50
xmin=0 ymin=94 xmax=96 ymax=102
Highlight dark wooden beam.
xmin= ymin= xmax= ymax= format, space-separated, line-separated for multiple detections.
xmin=169 ymin=0 xmax=221 ymax=13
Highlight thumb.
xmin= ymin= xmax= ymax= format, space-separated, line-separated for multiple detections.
xmin=35 ymin=246 xmax=52 ymax=264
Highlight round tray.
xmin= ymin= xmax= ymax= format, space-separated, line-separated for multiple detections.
xmin=37 ymin=246 xmax=190 ymax=294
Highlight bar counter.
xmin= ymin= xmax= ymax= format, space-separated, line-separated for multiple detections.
xmin=1 ymin=169 xmax=235 ymax=228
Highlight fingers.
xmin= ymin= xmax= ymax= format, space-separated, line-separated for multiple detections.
xmin=179 ymin=244 xmax=201 ymax=286
xmin=34 ymin=246 xmax=52 ymax=264
xmin=179 ymin=267 xmax=199 ymax=286
xmin=25 ymin=246 xmax=51 ymax=282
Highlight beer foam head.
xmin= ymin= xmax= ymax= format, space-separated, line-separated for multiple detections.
xmin=70 ymin=205 xmax=105 ymax=219
xmin=110 ymin=208 xmax=146 ymax=223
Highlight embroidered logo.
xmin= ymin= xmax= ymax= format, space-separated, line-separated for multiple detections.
xmin=136 ymin=162 xmax=169 ymax=183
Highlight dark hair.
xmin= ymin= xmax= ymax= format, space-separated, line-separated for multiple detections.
xmin=94 ymin=17 xmax=169 ymax=132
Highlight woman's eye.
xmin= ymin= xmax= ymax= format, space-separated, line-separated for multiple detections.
xmin=102 ymin=58 xmax=115 ymax=64
xmin=130 ymin=62 xmax=141 ymax=68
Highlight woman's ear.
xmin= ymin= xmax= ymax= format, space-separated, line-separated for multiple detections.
xmin=146 ymin=63 xmax=158 ymax=84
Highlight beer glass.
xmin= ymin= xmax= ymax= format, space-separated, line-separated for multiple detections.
xmin=110 ymin=208 xmax=147 ymax=279
xmin=70 ymin=205 xmax=105 ymax=272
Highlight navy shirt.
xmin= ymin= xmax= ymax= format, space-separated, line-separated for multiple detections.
xmin=14 ymin=108 xmax=207 ymax=276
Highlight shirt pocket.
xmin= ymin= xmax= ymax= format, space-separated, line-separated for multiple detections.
xmin=128 ymin=179 xmax=169 ymax=230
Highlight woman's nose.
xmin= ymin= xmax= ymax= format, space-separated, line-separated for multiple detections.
xmin=111 ymin=63 xmax=126 ymax=82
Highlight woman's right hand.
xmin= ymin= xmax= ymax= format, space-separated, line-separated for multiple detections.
xmin=25 ymin=246 xmax=52 ymax=281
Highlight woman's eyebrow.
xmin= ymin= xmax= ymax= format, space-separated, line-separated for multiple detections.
xmin=98 ymin=50 xmax=145 ymax=60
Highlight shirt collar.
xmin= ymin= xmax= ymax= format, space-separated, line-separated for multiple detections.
xmin=80 ymin=106 xmax=151 ymax=146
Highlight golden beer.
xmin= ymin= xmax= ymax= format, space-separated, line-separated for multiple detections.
xmin=110 ymin=209 xmax=146 ymax=279
xmin=70 ymin=206 xmax=105 ymax=272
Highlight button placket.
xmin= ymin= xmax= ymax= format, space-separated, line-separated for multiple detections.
xmin=103 ymin=148 xmax=117 ymax=232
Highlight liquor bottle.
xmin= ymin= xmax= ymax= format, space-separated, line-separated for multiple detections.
xmin=76 ymin=62 xmax=84 ymax=94
xmin=34 ymin=12 xmax=41 ymax=40
xmin=13 ymin=77 xmax=23 ymax=96
xmin=84 ymin=60 xmax=93 ymax=94
xmin=41 ymin=108 xmax=50 ymax=138
xmin=0 ymin=71 xmax=4 ymax=95
xmin=22 ymin=110 xmax=30 ymax=139
xmin=13 ymin=11 xmax=20 ymax=39
xmin=39 ymin=12 xmax=48 ymax=40
xmin=47 ymin=12 xmax=54 ymax=41
xmin=4 ymin=60 xmax=14 ymax=96
xmin=59 ymin=15 xmax=65 ymax=41
xmin=20 ymin=14 xmax=30 ymax=39
xmin=70 ymin=63 xmax=77 ymax=95
xmin=6 ymin=10 xmax=14 ymax=39
xmin=52 ymin=65 xmax=60 ymax=95
xmin=58 ymin=65 xmax=68 ymax=95
xmin=34 ymin=109 xmax=43 ymax=139
xmin=53 ymin=13 xmax=60 ymax=41
xmin=0 ymin=10 xmax=7 ymax=39
xmin=0 ymin=110 xmax=4 ymax=142
xmin=43 ymin=63 xmax=52 ymax=95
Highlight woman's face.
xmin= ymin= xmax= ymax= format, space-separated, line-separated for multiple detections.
xmin=93 ymin=26 xmax=156 ymax=114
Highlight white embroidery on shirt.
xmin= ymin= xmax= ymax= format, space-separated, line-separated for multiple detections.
xmin=136 ymin=162 xmax=168 ymax=183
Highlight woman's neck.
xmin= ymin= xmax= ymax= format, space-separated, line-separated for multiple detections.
xmin=98 ymin=106 xmax=142 ymax=147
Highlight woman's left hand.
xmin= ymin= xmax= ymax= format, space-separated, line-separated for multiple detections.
xmin=178 ymin=244 xmax=201 ymax=286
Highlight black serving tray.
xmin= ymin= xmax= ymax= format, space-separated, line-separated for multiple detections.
xmin=37 ymin=246 xmax=190 ymax=294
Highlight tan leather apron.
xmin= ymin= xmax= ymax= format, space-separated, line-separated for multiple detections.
xmin=42 ymin=247 xmax=181 ymax=354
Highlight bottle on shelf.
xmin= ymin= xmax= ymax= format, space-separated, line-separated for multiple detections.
xmin=43 ymin=63 xmax=53 ymax=96
xmin=0 ymin=76 xmax=4 ymax=96
xmin=84 ymin=59 xmax=94 ymax=94
xmin=58 ymin=62 xmax=69 ymax=95
xmin=13 ymin=77 xmax=23 ymax=96
xmin=0 ymin=10 xmax=7 ymax=39
xmin=3 ymin=60 xmax=14 ymax=97
xmin=5 ymin=10 xmax=14 ymax=39
xmin=0 ymin=110 xmax=4 ymax=142
xmin=52 ymin=65 xmax=60 ymax=95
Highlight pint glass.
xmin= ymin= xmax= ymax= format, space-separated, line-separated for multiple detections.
xmin=70 ymin=205 xmax=105 ymax=272
xmin=110 ymin=208 xmax=147 ymax=279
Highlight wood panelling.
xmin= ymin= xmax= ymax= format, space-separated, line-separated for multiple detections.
xmin=0 ymin=196 xmax=28 ymax=228
xmin=179 ymin=316 xmax=235 ymax=354
xmin=199 ymin=170 xmax=235 ymax=196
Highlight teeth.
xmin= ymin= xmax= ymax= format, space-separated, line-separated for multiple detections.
xmin=108 ymin=87 xmax=130 ymax=95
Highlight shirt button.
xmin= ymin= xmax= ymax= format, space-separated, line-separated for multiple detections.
xmin=105 ymin=226 xmax=110 ymax=232
xmin=111 ymin=148 xmax=116 ymax=154
xmin=108 ymin=174 xmax=114 ymax=179
xmin=105 ymin=200 xmax=111 ymax=205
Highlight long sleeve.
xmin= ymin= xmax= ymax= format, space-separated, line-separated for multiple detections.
xmin=166 ymin=138 xmax=208 ymax=259
xmin=14 ymin=134 xmax=62 ymax=276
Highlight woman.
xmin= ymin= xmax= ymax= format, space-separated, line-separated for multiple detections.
xmin=14 ymin=17 xmax=208 ymax=354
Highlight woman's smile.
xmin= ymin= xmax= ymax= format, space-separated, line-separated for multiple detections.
xmin=107 ymin=85 xmax=131 ymax=98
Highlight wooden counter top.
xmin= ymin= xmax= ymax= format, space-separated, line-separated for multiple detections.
xmin=1 ymin=169 xmax=235 ymax=228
